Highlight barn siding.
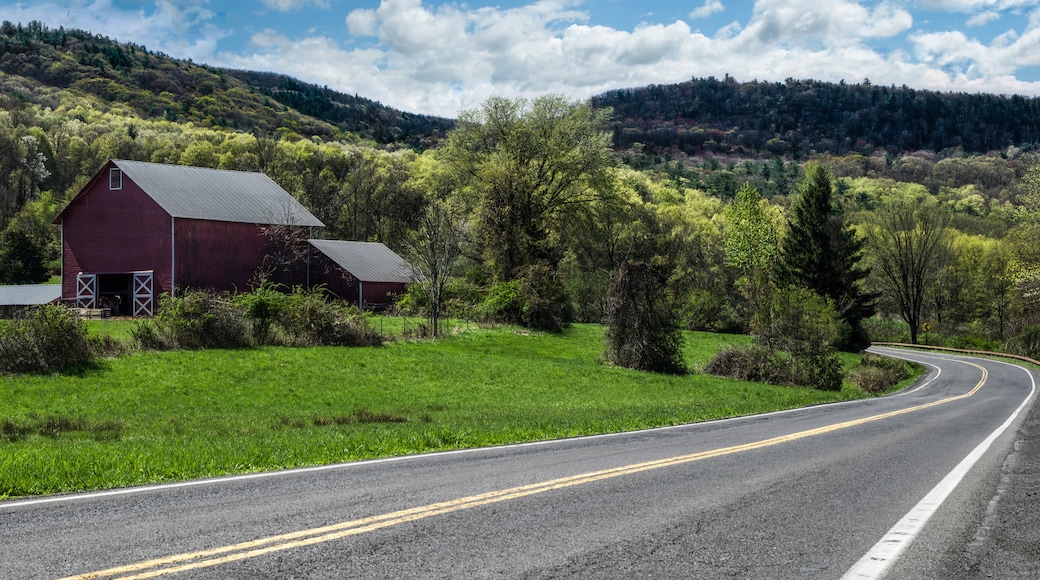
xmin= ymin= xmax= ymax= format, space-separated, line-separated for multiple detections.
xmin=59 ymin=171 xmax=173 ymax=301
xmin=174 ymin=219 xmax=271 ymax=292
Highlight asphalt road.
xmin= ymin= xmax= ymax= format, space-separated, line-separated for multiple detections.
xmin=0 ymin=347 xmax=1035 ymax=579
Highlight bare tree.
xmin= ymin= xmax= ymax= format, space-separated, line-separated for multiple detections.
xmin=867 ymin=198 xmax=952 ymax=344
xmin=403 ymin=199 xmax=466 ymax=337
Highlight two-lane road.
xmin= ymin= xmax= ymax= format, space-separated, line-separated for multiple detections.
xmin=1 ymin=348 xmax=1034 ymax=578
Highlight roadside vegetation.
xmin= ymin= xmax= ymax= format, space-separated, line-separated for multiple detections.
xmin=0 ymin=320 xmax=917 ymax=500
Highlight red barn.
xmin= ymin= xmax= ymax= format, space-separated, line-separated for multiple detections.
xmin=54 ymin=160 xmax=324 ymax=315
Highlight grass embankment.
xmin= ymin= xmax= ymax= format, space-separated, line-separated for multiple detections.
xmin=1 ymin=323 xmax=887 ymax=500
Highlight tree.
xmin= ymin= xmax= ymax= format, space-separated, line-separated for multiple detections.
xmin=439 ymin=95 xmax=615 ymax=281
xmin=403 ymin=199 xmax=466 ymax=337
xmin=866 ymin=198 xmax=953 ymax=344
xmin=0 ymin=230 xmax=49 ymax=284
xmin=724 ymin=183 xmax=779 ymax=330
xmin=603 ymin=260 xmax=686 ymax=374
xmin=778 ymin=162 xmax=876 ymax=350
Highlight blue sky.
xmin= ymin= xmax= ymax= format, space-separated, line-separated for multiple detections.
xmin=2 ymin=0 xmax=1040 ymax=117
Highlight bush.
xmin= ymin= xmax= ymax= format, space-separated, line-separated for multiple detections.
xmin=278 ymin=288 xmax=381 ymax=347
xmin=1008 ymin=325 xmax=1040 ymax=359
xmin=848 ymin=354 xmax=914 ymax=394
xmin=942 ymin=334 xmax=1001 ymax=352
xmin=705 ymin=345 xmax=843 ymax=391
xmin=477 ymin=280 xmax=524 ymax=324
xmin=603 ymin=261 xmax=686 ymax=374
xmin=0 ymin=305 xmax=96 ymax=373
xmin=234 ymin=282 xmax=288 ymax=345
xmin=132 ymin=289 xmax=251 ymax=350
xmin=756 ymin=287 xmax=844 ymax=358
xmin=861 ymin=317 xmax=910 ymax=343
xmin=517 ymin=263 xmax=571 ymax=332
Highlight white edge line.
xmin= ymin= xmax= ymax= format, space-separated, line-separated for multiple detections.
xmin=841 ymin=356 xmax=1038 ymax=580
xmin=0 ymin=348 xmax=943 ymax=511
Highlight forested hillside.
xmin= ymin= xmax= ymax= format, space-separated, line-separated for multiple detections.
xmin=4 ymin=21 xmax=1040 ymax=375
xmin=594 ymin=76 xmax=1040 ymax=158
xmin=0 ymin=21 xmax=452 ymax=146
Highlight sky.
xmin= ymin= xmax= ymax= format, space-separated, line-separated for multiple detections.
xmin=2 ymin=0 xmax=1040 ymax=118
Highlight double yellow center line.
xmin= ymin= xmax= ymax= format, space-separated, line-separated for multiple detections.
xmin=64 ymin=361 xmax=986 ymax=580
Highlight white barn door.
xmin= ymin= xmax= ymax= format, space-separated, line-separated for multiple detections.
xmin=133 ymin=271 xmax=154 ymax=316
xmin=76 ymin=273 xmax=96 ymax=308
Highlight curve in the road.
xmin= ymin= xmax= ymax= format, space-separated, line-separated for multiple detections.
xmin=842 ymin=349 xmax=1037 ymax=579
xmin=62 ymin=356 xmax=996 ymax=580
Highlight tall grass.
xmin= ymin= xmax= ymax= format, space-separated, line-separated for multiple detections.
xmin=1 ymin=324 xmax=876 ymax=499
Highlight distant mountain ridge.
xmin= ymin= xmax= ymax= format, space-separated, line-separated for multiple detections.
xmin=592 ymin=76 xmax=1040 ymax=159
xmin=0 ymin=20 xmax=453 ymax=148
xmin=4 ymin=20 xmax=1040 ymax=160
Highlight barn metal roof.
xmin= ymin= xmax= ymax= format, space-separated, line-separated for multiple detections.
xmin=0 ymin=284 xmax=62 ymax=306
xmin=112 ymin=160 xmax=324 ymax=227
xmin=309 ymin=240 xmax=413 ymax=283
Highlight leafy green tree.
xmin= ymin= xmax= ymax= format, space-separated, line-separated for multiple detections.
xmin=439 ymin=95 xmax=614 ymax=281
xmin=724 ymin=183 xmax=779 ymax=330
xmin=778 ymin=162 xmax=876 ymax=350
xmin=0 ymin=230 xmax=51 ymax=284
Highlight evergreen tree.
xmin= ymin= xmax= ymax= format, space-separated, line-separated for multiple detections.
xmin=778 ymin=163 xmax=876 ymax=350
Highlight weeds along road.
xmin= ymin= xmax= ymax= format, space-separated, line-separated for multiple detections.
xmin=0 ymin=348 xmax=1035 ymax=579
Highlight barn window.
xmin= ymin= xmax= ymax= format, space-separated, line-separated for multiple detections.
xmin=110 ymin=168 xmax=122 ymax=190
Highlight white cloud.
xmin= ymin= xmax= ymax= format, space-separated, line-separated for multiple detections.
xmin=735 ymin=0 xmax=912 ymax=48
xmin=259 ymin=0 xmax=330 ymax=11
xmin=690 ymin=0 xmax=724 ymax=20
xmin=967 ymin=10 xmax=1001 ymax=26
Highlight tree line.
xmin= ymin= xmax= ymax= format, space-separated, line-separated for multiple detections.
xmin=595 ymin=76 xmax=1040 ymax=159
xmin=4 ymin=21 xmax=1040 ymax=379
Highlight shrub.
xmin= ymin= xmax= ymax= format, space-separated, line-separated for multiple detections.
xmin=603 ymin=261 xmax=686 ymax=374
xmin=1008 ymin=325 xmax=1040 ymax=360
xmin=861 ymin=317 xmax=910 ymax=343
xmin=477 ymin=280 xmax=524 ymax=324
xmin=705 ymin=345 xmax=844 ymax=391
xmin=756 ymin=286 xmax=844 ymax=358
xmin=132 ymin=289 xmax=251 ymax=350
xmin=278 ymin=288 xmax=381 ymax=347
xmin=517 ymin=263 xmax=571 ymax=333
xmin=848 ymin=354 xmax=914 ymax=394
xmin=234 ymin=282 xmax=288 ymax=345
xmin=942 ymin=334 xmax=1001 ymax=352
xmin=0 ymin=305 xmax=96 ymax=373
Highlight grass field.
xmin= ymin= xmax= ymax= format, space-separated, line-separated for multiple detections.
xmin=0 ymin=323 xmax=896 ymax=500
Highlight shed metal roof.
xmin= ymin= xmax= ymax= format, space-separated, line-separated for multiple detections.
xmin=110 ymin=160 xmax=324 ymax=227
xmin=0 ymin=284 xmax=62 ymax=306
xmin=309 ymin=240 xmax=413 ymax=283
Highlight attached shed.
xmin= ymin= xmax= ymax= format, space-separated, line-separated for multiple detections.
xmin=0 ymin=284 xmax=62 ymax=318
xmin=53 ymin=159 xmax=324 ymax=315
xmin=309 ymin=240 xmax=413 ymax=309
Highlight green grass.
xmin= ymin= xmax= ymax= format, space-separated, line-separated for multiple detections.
xmin=1 ymin=323 xmax=880 ymax=500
